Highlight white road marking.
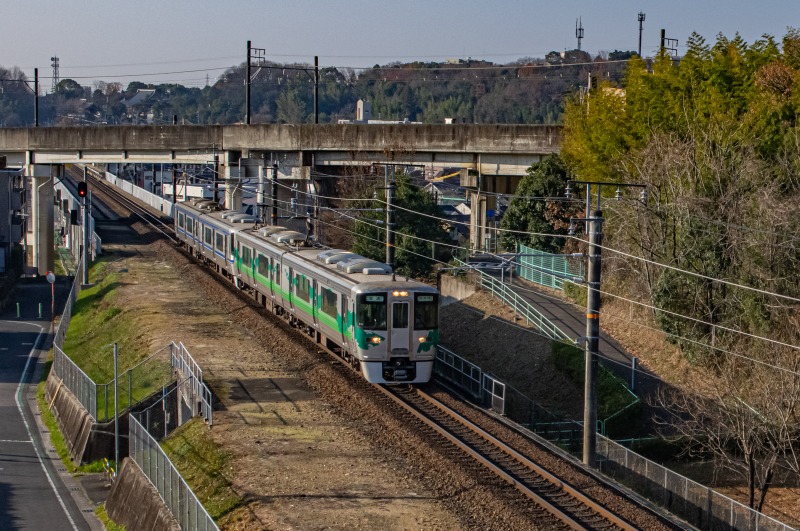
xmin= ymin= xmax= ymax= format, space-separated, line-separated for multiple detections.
xmin=15 ymin=324 xmax=79 ymax=530
xmin=0 ymin=439 xmax=33 ymax=443
xmin=21 ymin=342 xmax=33 ymax=345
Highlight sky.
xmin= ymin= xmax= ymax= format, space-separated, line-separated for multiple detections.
xmin=1 ymin=0 xmax=796 ymax=90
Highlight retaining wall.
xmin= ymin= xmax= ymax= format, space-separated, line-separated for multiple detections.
xmin=439 ymin=274 xmax=477 ymax=306
xmin=106 ymin=457 xmax=180 ymax=531
xmin=45 ymin=371 xmax=129 ymax=464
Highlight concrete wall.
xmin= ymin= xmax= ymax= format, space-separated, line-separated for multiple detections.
xmin=438 ymin=273 xmax=477 ymax=307
xmin=45 ymin=371 xmax=130 ymax=465
xmin=106 ymin=458 xmax=180 ymax=531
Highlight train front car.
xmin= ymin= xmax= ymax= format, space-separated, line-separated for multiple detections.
xmin=353 ymin=284 xmax=439 ymax=384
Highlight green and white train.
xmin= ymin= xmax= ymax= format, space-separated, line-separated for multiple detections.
xmin=174 ymin=199 xmax=439 ymax=384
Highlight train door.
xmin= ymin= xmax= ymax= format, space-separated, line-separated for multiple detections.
xmin=390 ymin=301 xmax=411 ymax=354
xmin=311 ymin=279 xmax=319 ymax=326
xmin=287 ymin=267 xmax=294 ymax=313
xmin=340 ymin=295 xmax=350 ymax=349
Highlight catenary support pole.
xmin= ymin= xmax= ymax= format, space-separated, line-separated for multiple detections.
xmin=82 ymin=167 xmax=89 ymax=285
xmin=314 ymin=56 xmax=319 ymax=124
xmin=34 ymin=68 xmax=39 ymax=127
xmin=583 ymin=209 xmax=603 ymax=468
xmin=271 ymin=162 xmax=278 ymax=226
xmin=386 ymin=165 xmax=396 ymax=271
xmin=245 ymin=40 xmax=251 ymax=125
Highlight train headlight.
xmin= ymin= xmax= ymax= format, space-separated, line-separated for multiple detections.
xmin=418 ymin=336 xmax=426 ymax=343
xmin=392 ymin=290 xmax=408 ymax=297
xmin=370 ymin=336 xmax=382 ymax=344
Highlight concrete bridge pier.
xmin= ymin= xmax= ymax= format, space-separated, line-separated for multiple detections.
xmin=28 ymin=163 xmax=59 ymax=276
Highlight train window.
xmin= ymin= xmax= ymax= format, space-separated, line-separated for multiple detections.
xmin=204 ymin=227 xmax=213 ymax=245
xmin=257 ymin=254 xmax=269 ymax=277
xmin=296 ymin=274 xmax=310 ymax=302
xmin=414 ymin=294 xmax=438 ymax=329
xmin=357 ymin=294 xmax=387 ymax=330
xmin=178 ymin=212 xmax=185 ymax=228
xmin=321 ymin=288 xmax=337 ymax=317
xmin=215 ymin=232 xmax=224 ymax=252
xmin=241 ymin=246 xmax=252 ymax=268
xmin=185 ymin=217 xmax=192 ymax=233
xmin=392 ymin=302 xmax=409 ymax=329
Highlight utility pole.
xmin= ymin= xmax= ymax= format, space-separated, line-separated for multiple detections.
xmin=271 ymin=162 xmax=278 ymax=226
xmin=583 ymin=210 xmax=603 ymax=467
xmin=638 ymin=12 xmax=646 ymax=57
xmin=245 ymin=40 xmax=251 ymax=125
xmin=33 ymin=68 xmax=39 ymax=127
xmin=314 ymin=56 xmax=319 ymax=124
xmin=386 ymin=165 xmax=396 ymax=271
xmin=565 ymin=179 xmax=646 ymax=468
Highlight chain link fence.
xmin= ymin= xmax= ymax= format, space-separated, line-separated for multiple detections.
xmin=597 ymin=437 xmax=794 ymax=531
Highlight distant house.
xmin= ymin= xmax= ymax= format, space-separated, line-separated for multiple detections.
xmin=123 ymin=88 xmax=156 ymax=108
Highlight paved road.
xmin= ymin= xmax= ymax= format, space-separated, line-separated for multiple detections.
xmin=0 ymin=281 xmax=91 ymax=530
xmin=505 ymin=276 xmax=664 ymax=403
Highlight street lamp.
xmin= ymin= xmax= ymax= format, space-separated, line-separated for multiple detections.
xmin=566 ymin=180 xmax=646 ymax=468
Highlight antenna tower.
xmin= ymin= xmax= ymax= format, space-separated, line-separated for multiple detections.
xmin=576 ymin=18 xmax=584 ymax=51
xmin=638 ymin=12 xmax=646 ymax=56
xmin=50 ymin=55 xmax=59 ymax=92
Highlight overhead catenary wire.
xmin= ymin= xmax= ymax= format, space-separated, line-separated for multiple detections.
xmin=311 ymin=212 xmax=800 ymax=379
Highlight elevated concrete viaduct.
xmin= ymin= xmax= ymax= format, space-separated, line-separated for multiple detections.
xmin=0 ymin=124 xmax=562 ymax=272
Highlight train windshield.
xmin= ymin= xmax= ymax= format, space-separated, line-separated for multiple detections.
xmin=414 ymin=294 xmax=438 ymax=329
xmin=357 ymin=293 xmax=387 ymax=331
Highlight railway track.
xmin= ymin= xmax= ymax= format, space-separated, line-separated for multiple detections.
xmin=67 ymin=165 xmax=178 ymax=244
xmin=382 ymin=384 xmax=663 ymax=530
xmin=77 ymin=166 xmax=684 ymax=529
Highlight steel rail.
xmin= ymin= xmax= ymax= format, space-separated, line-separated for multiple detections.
xmin=380 ymin=385 xmax=637 ymax=530
xmin=79 ymin=167 xmax=179 ymax=244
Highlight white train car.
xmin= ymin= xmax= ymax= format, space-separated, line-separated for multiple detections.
xmin=174 ymin=199 xmax=439 ymax=384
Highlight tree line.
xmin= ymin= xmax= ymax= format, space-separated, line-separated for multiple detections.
xmin=0 ymin=50 xmax=633 ymax=127
xmin=503 ymin=28 xmax=800 ymax=511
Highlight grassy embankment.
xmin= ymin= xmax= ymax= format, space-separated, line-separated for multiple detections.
xmin=160 ymin=419 xmax=247 ymax=525
xmin=46 ymin=253 xmax=244 ymax=526
xmin=60 ymin=257 xmax=172 ymax=415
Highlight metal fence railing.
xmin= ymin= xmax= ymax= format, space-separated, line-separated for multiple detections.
xmin=53 ymin=259 xmax=82 ymax=349
xmin=130 ymin=413 xmax=218 ymax=531
xmin=516 ymin=244 xmax=583 ymax=291
xmin=454 ymin=258 xmax=571 ymax=341
xmin=95 ymin=346 xmax=174 ymax=423
xmin=597 ymin=436 xmax=795 ymax=531
xmin=52 ymin=344 xmax=98 ymax=419
xmin=170 ymin=342 xmax=214 ymax=426
xmin=51 ymin=342 xmax=173 ymax=422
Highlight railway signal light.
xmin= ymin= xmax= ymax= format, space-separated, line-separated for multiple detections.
xmin=77 ymin=181 xmax=88 ymax=197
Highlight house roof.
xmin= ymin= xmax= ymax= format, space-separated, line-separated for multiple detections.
xmin=123 ymin=89 xmax=156 ymax=107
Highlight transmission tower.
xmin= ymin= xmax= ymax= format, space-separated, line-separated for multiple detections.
xmin=50 ymin=55 xmax=59 ymax=93
xmin=576 ymin=17 xmax=584 ymax=51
